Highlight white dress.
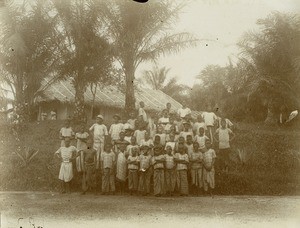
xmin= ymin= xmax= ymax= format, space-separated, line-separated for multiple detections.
xmin=55 ymin=146 xmax=77 ymax=182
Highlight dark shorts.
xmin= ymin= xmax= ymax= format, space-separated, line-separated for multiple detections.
xmin=218 ymin=148 xmax=231 ymax=163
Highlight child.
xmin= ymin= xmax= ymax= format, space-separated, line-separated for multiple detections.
xmin=138 ymin=145 xmax=152 ymax=195
xmin=189 ymin=142 xmax=203 ymax=195
xmin=133 ymin=125 xmax=146 ymax=146
xmin=101 ymin=144 xmax=116 ymax=195
xmin=155 ymin=125 xmax=167 ymax=146
xmin=54 ymin=137 xmax=78 ymax=194
xmin=174 ymin=144 xmax=189 ymax=196
xmin=135 ymin=115 xmax=147 ymax=131
xmin=158 ymin=109 xmax=170 ymax=128
xmin=214 ymin=118 xmax=235 ymax=172
xmin=185 ymin=135 xmax=194 ymax=157
xmin=193 ymin=115 xmax=207 ymax=136
xmin=109 ymin=114 xmax=124 ymax=145
xmin=147 ymin=112 xmax=157 ymax=139
xmin=82 ymin=139 xmax=97 ymax=194
xmin=116 ymin=143 xmax=127 ymax=194
xmin=140 ymin=131 xmax=154 ymax=147
xmin=202 ymin=140 xmax=216 ymax=196
xmin=165 ymin=115 xmax=179 ymax=135
xmin=177 ymin=103 xmax=192 ymax=120
xmin=126 ymin=136 xmax=140 ymax=157
xmin=138 ymin=101 xmax=148 ymax=122
xmin=194 ymin=127 xmax=209 ymax=150
xmin=175 ymin=136 xmax=186 ymax=151
xmin=152 ymin=145 xmax=165 ymax=196
xmin=164 ymin=145 xmax=176 ymax=196
xmin=115 ymin=131 xmax=130 ymax=152
xmin=124 ymin=126 xmax=133 ymax=144
xmin=127 ymin=147 xmax=140 ymax=195
xmin=75 ymin=124 xmax=89 ymax=173
xmin=59 ymin=119 xmax=75 ymax=147
xmin=89 ymin=115 xmax=108 ymax=169
xmin=165 ymin=133 xmax=176 ymax=154
xmin=127 ymin=111 xmax=136 ymax=130
xmin=179 ymin=122 xmax=194 ymax=142
xmin=202 ymin=109 xmax=218 ymax=143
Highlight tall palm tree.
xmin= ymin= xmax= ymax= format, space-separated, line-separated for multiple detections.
xmin=51 ymin=0 xmax=113 ymax=122
xmin=97 ymin=0 xmax=198 ymax=114
xmin=0 ymin=0 xmax=57 ymax=122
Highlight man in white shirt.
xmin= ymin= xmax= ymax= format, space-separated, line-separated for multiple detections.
xmin=177 ymin=103 xmax=192 ymax=119
xmin=89 ymin=115 xmax=108 ymax=169
xmin=202 ymin=110 xmax=218 ymax=143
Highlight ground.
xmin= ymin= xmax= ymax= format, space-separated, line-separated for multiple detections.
xmin=0 ymin=192 xmax=299 ymax=228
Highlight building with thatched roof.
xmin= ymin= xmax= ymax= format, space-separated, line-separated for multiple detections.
xmin=35 ymin=78 xmax=183 ymax=121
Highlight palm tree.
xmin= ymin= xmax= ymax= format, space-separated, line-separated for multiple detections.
xmin=238 ymin=12 xmax=300 ymax=124
xmin=51 ymin=0 xmax=113 ymax=122
xmin=142 ymin=66 xmax=170 ymax=90
xmin=97 ymin=0 xmax=198 ymax=114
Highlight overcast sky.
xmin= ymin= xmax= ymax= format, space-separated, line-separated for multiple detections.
xmin=136 ymin=0 xmax=300 ymax=87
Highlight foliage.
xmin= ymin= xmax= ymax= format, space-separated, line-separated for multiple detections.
xmin=51 ymin=0 xmax=114 ymax=122
xmin=0 ymin=0 xmax=57 ymax=121
xmin=97 ymin=0 xmax=198 ymax=113
xmin=238 ymin=12 xmax=300 ymax=123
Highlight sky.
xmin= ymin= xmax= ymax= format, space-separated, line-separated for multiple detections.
xmin=135 ymin=0 xmax=300 ymax=87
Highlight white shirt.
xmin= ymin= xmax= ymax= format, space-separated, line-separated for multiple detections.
xmin=138 ymin=107 xmax=148 ymax=122
xmin=216 ymin=128 xmax=233 ymax=149
xmin=134 ymin=130 xmax=146 ymax=145
xmin=194 ymin=135 xmax=209 ymax=149
xmin=193 ymin=122 xmax=207 ymax=134
xmin=158 ymin=117 xmax=169 ymax=125
xmin=202 ymin=112 xmax=218 ymax=126
xmin=89 ymin=123 xmax=108 ymax=143
xmin=177 ymin=107 xmax=191 ymax=118
xmin=109 ymin=123 xmax=124 ymax=141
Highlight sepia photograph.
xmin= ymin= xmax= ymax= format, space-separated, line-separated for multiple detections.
xmin=0 ymin=0 xmax=299 ymax=227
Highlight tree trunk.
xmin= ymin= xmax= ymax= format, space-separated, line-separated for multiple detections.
xmin=73 ymin=80 xmax=86 ymax=123
xmin=264 ymin=100 xmax=278 ymax=125
xmin=124 ymin=64 xmax=136 ymax=116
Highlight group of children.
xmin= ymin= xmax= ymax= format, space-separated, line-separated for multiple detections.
xmin=55 ymin=102 xmax=235 ymax=197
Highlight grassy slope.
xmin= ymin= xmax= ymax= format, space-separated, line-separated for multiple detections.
xmin=0 ymin=120 xmax=299 ymax=194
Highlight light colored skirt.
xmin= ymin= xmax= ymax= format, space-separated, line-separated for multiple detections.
xmin=203 ymin=167 xmax=215 ymax=190
xmin=116 ymin=159 xmax=127 ymax=182
xmin=177 ymin=170 xmax=188 ymax=195
xmin=76 ymin=151 xmax=85 ymax=172
xmin=190 ymin=167 xmax=203 ymax=188
xmin=59 ymin=162 xmax=73 ymax=182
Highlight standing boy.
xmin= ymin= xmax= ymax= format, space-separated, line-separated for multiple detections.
xmin=214 ymin=118 xmax=235 ymax=172
xmin=101 ymin=144 xmax=116 ymax=195
xmin=127 ymin=147 xmax=140 ymax=195
xmin=82 ymin=139 xmax=97 ymax=194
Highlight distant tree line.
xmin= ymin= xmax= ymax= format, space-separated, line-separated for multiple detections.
xmin=142 ymin=12 xmax=300 ymax=124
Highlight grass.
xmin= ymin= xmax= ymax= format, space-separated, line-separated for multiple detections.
xmin=0 ymin=120 xmax=299 ymax=195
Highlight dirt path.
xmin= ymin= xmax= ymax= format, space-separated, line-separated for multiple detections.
xmin=0 ymin=192 xmax=299 ymax=228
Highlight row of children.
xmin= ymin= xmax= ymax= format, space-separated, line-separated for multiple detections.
xmin=55 ymin=103 xmax=235 ymax=196
xmin=55 ymin=135 xmax=216 ymax=196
